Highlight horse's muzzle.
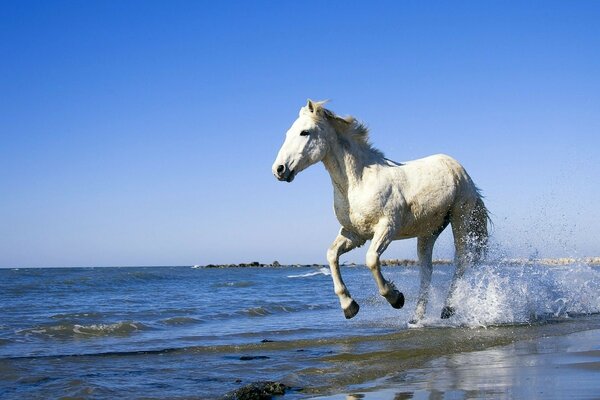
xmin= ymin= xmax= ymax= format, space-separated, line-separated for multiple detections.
xmin=273 ymin=164 xmax=295 ymax=182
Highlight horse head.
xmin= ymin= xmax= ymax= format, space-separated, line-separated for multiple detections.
xmin=272 ymin=99 xmax=333 ymax=182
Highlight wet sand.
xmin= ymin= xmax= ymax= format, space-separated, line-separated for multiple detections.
xmin=315 ymin=328 xmax=600 ymax=400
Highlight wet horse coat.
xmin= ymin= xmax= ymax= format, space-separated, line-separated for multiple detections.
xmin=273 ymin=100 xmax=488 ymax=322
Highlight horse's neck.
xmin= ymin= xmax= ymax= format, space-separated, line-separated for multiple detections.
xmin=322 ymin=135 xmax=379 ymax=196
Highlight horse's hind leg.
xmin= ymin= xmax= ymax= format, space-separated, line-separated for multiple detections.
xmin=410 ymin=234 xmax=439 ymax=324
xmin=365 ymin=221 xmax=405 ymax=310
xmin=442 ymin=232 xmax=469 ymax=319
xmin=442 ymin=200 xmax=487 ymax=319
xmin=327 ymin=228 xmax=365 ymax=319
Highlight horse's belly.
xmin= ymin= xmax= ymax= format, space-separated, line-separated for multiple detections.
xmin=337 ymin=211 xmax=448 ymax=240
xmin=394 ymin=225 xmax=432 ymax=239
xmin=394 ymin=208 xmax=450 ymax=239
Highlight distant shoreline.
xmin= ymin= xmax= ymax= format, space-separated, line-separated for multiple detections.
xmin=198 ymin=257 xmax=600 ymax=269
xmin=5 ymin=257 xmax=599 ymax=269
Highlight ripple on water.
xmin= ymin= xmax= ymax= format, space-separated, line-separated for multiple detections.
xmin=212 ymin=281 xmax=256 ymax=288
xmin=50 ymin=312 xmax=106 ymax=320
xmin=160 ymin=317 xmax=203 ymax=326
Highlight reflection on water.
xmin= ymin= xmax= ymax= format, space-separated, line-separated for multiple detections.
xmin=315 ymin=329 xmax=600 ymax=400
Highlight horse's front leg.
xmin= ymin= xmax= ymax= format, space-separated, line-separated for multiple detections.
xmin=327 ymin=228 xmax=365 ymax=319
xmin=366 ymin=221 xmax=405 ymax=310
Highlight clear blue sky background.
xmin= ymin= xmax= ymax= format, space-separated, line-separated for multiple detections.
xmin=1 ymin=1 xmax=599 ymax=267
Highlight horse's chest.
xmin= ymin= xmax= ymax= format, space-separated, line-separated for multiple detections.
xmin=333 ymin=194 xmax=382 ymax=238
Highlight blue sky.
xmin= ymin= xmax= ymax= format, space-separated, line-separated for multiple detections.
xmin=1 ymin=1 xmax=599 ymax=267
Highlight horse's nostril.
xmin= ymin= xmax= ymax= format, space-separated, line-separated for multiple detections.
xmin=277 ymin=165 xmax=285 ymax=174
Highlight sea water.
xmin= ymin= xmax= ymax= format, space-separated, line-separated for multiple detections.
xmin=1 ymin=263 xmax=599 ymax=398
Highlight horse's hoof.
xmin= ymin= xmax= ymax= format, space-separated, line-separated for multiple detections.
xmin=407 ymin=319 xmax=423 ymax=328
xmin=390 ymin=292 xmax=405 ymax=309
xmin=441 ymin=306 xmax=455 ymax=319
xmin=343 ymin=300 xmax=360 ymax=319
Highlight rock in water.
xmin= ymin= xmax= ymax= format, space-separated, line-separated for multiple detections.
xmin=239 ymin=355 xmax=270 ymax=361
xmin=225 ymin=381 xmax=288 ymax=400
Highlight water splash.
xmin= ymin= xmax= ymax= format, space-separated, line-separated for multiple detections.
xmin=418 ymin=263 xmax=600 ymax=328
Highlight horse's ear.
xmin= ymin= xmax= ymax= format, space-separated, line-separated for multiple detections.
xmin=307 ymin=99 xmax=315 ymax=113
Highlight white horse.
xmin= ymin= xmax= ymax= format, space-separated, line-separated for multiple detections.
xmin=272 ymin=100 xmax=489 ymax=323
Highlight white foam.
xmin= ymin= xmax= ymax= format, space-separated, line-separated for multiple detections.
xmin=287 ymin=267 xmax=331 ymax=278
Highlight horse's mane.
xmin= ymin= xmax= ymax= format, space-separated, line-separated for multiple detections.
xmin=308 ymin=101 xmax=385 ymax=159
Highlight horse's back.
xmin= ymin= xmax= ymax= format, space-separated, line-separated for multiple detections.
xmin=399 ymin=153 xmax=475 ymax=200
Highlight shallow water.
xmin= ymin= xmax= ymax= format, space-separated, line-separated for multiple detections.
xmin=315 ymin=328 xmax=600 ymax=400
xmin=1 ymin=263 xmax=599 ymax=398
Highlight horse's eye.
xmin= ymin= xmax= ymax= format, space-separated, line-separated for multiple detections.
xmin=300 ymin=130 xmax=310 ymax=136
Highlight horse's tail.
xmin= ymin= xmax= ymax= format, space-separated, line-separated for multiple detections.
xmin=451 ymin=188 xmax=490 ymax=265
xmin=469 ymin=193 xmax=489 ymax=263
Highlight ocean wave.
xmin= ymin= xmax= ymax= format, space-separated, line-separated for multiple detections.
xmin=287 ymin=267 xmax=331 ymax=278
xmin=241 ymin=306 xmax=289 ymax=317
xmin=236 ymin=303 xmax=330 ymax=318
xmin=194 ymin=303 xmax=329 ymax=321
xmin=19 ymin=321 xmax=150 ymax=339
